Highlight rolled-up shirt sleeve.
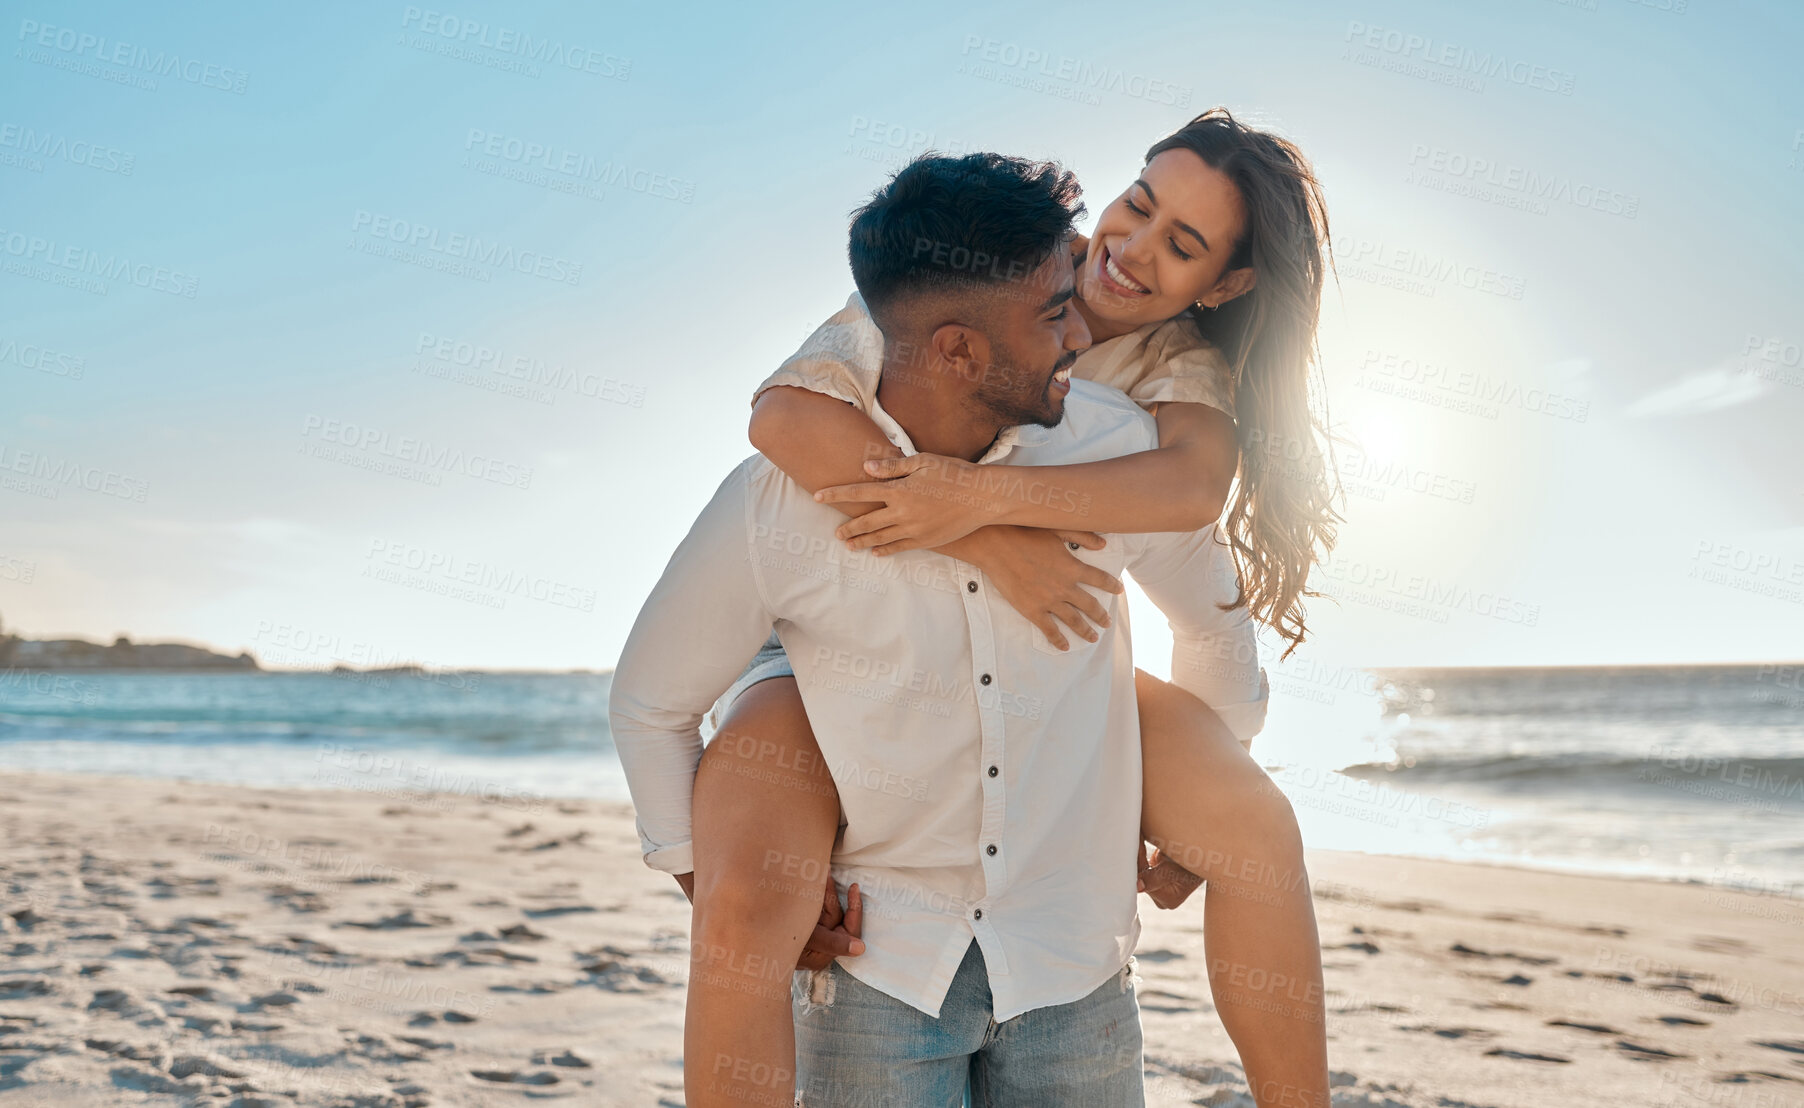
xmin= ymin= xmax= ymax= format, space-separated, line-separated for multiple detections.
xmin=608 ymin=463 xmax=777 ymax=874
xmin=1124 ymin=526 xmax=1269 ymax=745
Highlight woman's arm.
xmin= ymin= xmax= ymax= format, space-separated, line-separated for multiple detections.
xmin=748 ymin=385 xmax=904 ymax=511
xmin=750 ymin=385 xmax=1123 ymax=649
xmin=817 ymin=401 xmax=1238 ymax=555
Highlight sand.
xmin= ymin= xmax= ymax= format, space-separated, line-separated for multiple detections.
xmin=0 ymin=771 xmax=1798 ymax=1107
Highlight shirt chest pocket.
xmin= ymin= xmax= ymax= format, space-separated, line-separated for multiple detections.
xmin=1027 ymin=538 xmax=1129 ymax=657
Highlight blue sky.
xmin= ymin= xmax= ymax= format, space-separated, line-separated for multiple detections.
xmin=2 ymin=0 xmax=1800 ymax=672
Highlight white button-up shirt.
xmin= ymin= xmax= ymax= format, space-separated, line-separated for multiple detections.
xmin=609 ymin=379 xmax=1268 ymax=1021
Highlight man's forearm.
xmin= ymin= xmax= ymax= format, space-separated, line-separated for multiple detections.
xmin=609 ymin=463 xmax=778 ymax=875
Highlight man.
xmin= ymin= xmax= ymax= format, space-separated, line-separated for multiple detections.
xmin=610 ymin=152 xmax=1266 ymax=1105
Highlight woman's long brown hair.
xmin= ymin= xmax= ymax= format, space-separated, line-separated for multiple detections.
xmin=1148 ymin=108 xmax=1341 ymax=657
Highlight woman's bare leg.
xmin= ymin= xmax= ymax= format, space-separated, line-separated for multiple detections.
xmin=1134 ymin=668 xmax=1330 ymax=1108
xmin=686 ymin=678 xmax=840 ymax=1108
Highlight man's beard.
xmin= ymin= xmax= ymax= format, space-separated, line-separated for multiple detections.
xmin=974 ymin=349 xmax=1075 ymax=429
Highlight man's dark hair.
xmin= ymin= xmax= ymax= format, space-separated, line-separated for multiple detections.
xmin=847 ymin=152 xmax=1084 ymax=334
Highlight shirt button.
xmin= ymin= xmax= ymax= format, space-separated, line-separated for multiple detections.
xmin=973 ymin=909 xmax=983 ymax=920
xmin=966 ymin=580 xmax=978 ymax=593
xmin=980 ymin=673 xmax=992 ymax=685
xmin=988 ymin=765 xmax=998 ymax=777
xmin=986 ymin=844 xmax=997 ymax=856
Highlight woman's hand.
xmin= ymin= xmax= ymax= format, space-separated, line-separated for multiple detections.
xmin=962 ymin=526 xmax=1123 ymax=650
xmin=815 ymin=453 xmax=997 ymax=555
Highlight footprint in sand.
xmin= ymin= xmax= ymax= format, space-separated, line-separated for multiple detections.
xmin=230 ymin=1018 xmax=284 ymax=1033
xmin=1404 ymin=1025 xmax=1496 ymax=1041
xmin=1656 ymin=1015 xmax=1709 ymax=1027
xmin=532 ymin=1048 xmax=593 ymax=1068
xmin=1546 ymin=1018 xmax=1619 ymax=1035
xmin=499 ymin=923 xmax=546 ymax=942
xmin=165 ymin=985 xmax=221 ymax=1003
xmin=1646 ymin=978 xmax=1738 ymax=1009
xmin=338 ymin=908 xmax=453 ymax=930
xmin=241 ymin=990 xmax=299 ymax=1012
xmin=1448 ymin=942 xmax=1557 ymax=966
xmin=1614 ymin=1040 xmax=1688 ymax=1061
xmin=1484 ymin=1048 xmax=1571 ymax=1064
xmin=406 ymin=1009 xmax=479 ymax=1027
xmin=1755 ymin=1040 xmax=1804 ymax=1057
xmin=84 ymin=1038 xmax=167 ymax=1063
xmin=265 ymin=884 xmax=328 ymax=913
xmin=522 ymin=904 xmax=599 ymax=920
xmin=1716 ymin=1070 xmax=1804 ymax=1086
xmin=170 ymin=1055 xmax=244 ymax=1079
xmin=471 ymin=1069 xmax=559 ymax=1085
xmin=145 ymin=875 xmax=221 ymax=899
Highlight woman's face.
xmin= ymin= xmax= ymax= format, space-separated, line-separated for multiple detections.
xmin=1077 ymin=147 xmax=1254 ymax=328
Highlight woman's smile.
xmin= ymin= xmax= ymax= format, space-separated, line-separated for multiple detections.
xmin=1096 ymin=242 xmax=1153 ymax=297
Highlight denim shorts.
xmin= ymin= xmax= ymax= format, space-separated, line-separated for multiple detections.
xmin=793 ymin=939 xmax=1144 ymax=1107
xmin=706 ymin=629 xmax=793 ymax=734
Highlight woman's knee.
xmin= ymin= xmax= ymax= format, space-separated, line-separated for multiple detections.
xmin=1241 ymin=766 xmax=1303 ymax=851
xmin=694 ymin=847 xmax=829 ymax=941
xmin=693 ymin=678 xmax=840 ymax=928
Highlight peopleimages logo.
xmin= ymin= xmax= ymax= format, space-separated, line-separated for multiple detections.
xmin=1338 ymin=235 xmax=1527 ymax=301
xmin=1406 ymin=143 xmax=1639 ymax=219
xmin=957 ymin=35 xmax=1192 ymax=107
xmin=349 ymin=210 xmax=582 ymax=286
xmin=461 ymin=129 xmax=694 ymax=203
xmin=0 ymin=123 xmax=135 ymax=175
xmin=299 ymin=415 xmax=534 ymax=490
xmin=399 ymin=6 xmax=630 ymax=79
xmin=0 ymin=227 xmax=199 ymax=298
xmin=1342 ymin=21 xmax=1576 ymax=96
xmin=0 ymin=337 xmax=84 ymax=379
xmin=0 ymin=442 xmax=148 ymax=502
xmin=15 ymin=18 xmax=250 ymax=93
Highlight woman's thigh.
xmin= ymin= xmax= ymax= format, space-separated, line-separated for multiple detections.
xmin=1132 ymin=668 xmax=1275 ymax=877
xmin=693 ymin=677 xmax=842 ymax=898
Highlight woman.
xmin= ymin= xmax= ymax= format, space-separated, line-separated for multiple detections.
xmin=687 ymin=108 xmax=1339 ymax=1108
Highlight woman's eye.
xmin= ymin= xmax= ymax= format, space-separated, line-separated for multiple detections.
xmin=1125 ymin=200 xmax=1146 ymax=217
xmin=1169 ymin=240 xmax=1193 ymax=262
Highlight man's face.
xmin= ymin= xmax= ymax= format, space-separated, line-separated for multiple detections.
xmin=969 ymin=248 xmax=1092 ymax=428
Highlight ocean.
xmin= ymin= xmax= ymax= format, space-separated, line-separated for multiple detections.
xmin=1 ymin=663 xmax=1798 ymax=897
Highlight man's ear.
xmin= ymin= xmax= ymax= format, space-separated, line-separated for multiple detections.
xmin=930 ymin=322 xmax=986 ymax=387
xmin=1204 ymin=266 xmax=1257 ymax=308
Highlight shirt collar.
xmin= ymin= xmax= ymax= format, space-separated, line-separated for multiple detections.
xmin=866 ymin=396 xmax=1054 ymax=466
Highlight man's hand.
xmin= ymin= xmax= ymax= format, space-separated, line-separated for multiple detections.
xmin=797 ymin=878 xmax=864 ymax=971
xmin=1137 ymin=841 xmax=1204 ymax=911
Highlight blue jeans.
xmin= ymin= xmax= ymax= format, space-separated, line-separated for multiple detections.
xmin=793 ymin=940 xmax=1144 ymax=1107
